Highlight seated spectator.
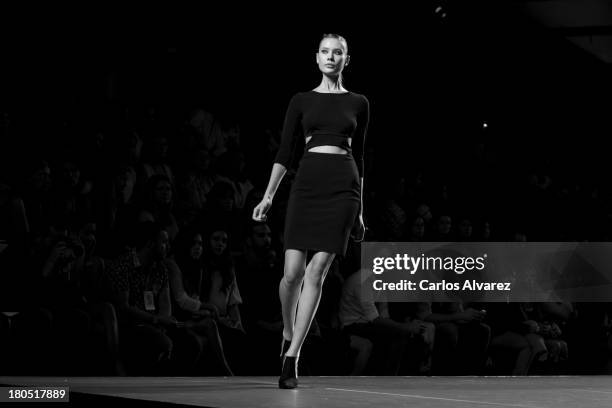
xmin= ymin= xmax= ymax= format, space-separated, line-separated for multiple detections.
xmin=456 ymin=216 xmax=474 ymax=241
xmin=415 ymin=203 xmax=433 ymax=226
xmin=234 ymin=221 xmax=283 ymax=373
xmin=137 ymin=175 xmax=180 ymax=242
xmin=140 ymin=134 xmax=175 ymax=186
xmin=198 ymin=181 xmax=243 ymax=251
xmin=487 ymin=302 xmax=540 ymax=375
xmin=214 ymin=150 xmax=254 ymax=210
xmin=521 ymin=302 xmax=571 ymax=372
xmin=183 ymin=108 xmax=226 ymax=157
xmin=432 ymin=214 xmax=454 ymax=241
xmin=34 ymin=219 xmax=100 ymax=375
xmin=165 ymin=227 xmax=234 ymax=375
xmin=20 ymin=158 xmax=54 ymax=238
xmin=50 ymin=155 xmax=94 ymax=231
xmin=338 ymin=267 xmax=431 ymax=375
xmin=406 ymin=216 xmax=426 ymax=242
xmin=478 ymin=219 xmax=493 ymax=241
xmin=96 ymin=164 xmax=139 ymax=257
xmin=0 ymin=182 xmax=29 ymax=270
xmin=0 ymin=309 xmax=54 ymax=375
xmin=387 ymin=302 xmax=436 ymax=374
xmin=199 ymin=223 xmax=248 ymax=373
xmin=174 ymin=148 xmax=216 ymax=227
xmin=222 ymin=119 xmax=242 ymax=152
xmin=423 ymin=301 xmax=490 ymax=375
xmin=564 ymin=302 xmax=612 ymax=374
xmin=104 ymin=222 xmax=202 ymax=375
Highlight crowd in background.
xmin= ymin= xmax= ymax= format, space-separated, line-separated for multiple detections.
xmin=1 ymin=99 xmax=612 ymax=377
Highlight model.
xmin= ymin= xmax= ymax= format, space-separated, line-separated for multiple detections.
xmin=253 ymin=33 xmax=369 ymax=389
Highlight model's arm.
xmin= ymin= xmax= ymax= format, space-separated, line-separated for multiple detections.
xmin=353 ymin=96 xmax=370 ymax=216
xmin=359 ymin=177 xmax=364 ymax=217
xmin=270 ymin=92 xmax=302 ymax=196
xmin=254 ymin=93 xmax=302 ymax=220
xmin=263 ymin=163 xmax=288 ymax=202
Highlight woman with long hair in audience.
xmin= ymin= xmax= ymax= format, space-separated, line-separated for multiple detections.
xmin=165 ymin=226 xmax=234 ymax=375
xmin=198 ymin=223 xmax=247 ymax=374
xmin=138 ymin=174 xmax=180 ymax=242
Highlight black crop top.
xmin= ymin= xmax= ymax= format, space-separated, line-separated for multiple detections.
xmin=274 ymin=90 xmax=370 ymax=177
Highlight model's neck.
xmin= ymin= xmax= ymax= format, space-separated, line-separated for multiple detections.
xmin=318 ymin=75 xmax=344 ymax=92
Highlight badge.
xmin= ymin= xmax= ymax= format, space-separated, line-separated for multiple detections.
xmin=144 ymin=291 xmax=156 ymax=311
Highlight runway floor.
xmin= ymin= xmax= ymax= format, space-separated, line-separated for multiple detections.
xmin=1 ymin=376 xmax=612 ymax=407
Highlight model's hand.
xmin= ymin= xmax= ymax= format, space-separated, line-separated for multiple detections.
xmin=252 ymin=197 xmax=272 ymax=222
xmin=351 ymin=214 xmax=366 ymax=242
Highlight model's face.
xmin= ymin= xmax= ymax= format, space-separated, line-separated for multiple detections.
xmin=316 ymin=38 xmax=349 ymax=76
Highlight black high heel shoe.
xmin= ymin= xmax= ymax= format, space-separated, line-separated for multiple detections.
xmin=279 ymin=337 xmax=291 ymax=372
xmin=280 ymin=337 xmax=291 ymax=361
xmin=278 ymin=354 xmax=298 ymax=389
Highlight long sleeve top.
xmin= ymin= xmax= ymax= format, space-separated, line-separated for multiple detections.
xmin=274 ymin=90 xmax=370 ymax=177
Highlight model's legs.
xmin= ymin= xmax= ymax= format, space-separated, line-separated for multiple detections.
xmin=286 ymin=251 xmax=335 ymax=357
xmin=279 ymin=249 xmax=307 ymax=342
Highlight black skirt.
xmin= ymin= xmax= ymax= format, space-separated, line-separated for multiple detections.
xmin=283 ymin=151 xmax=360 ymax=256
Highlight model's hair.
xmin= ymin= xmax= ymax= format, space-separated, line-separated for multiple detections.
xmin=319 ymin=33 xmax=349 ymax=87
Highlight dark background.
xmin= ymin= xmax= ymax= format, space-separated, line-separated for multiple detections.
xmin=3 ymin=1 xmax=611 ymax=216
xmin=2 ymin=0 xmax=612 ymax=377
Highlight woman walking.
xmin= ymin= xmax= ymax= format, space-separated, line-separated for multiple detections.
xmin=253 ymin=33 xmax=369 ymax=389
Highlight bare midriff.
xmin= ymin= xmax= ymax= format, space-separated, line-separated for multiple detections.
xmin=305 ymin=135 xmax=350 ymax=155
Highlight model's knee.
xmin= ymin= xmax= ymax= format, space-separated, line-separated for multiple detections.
xmin=305 ymin=255 xmax=333 ymax=284
xmin=282 ymin=251 xmax=306 ymax=286
xmin=304 ymin=268 xmax=326 ymax=286
xmin=283 ymin=269 xmax=304 ymax=286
